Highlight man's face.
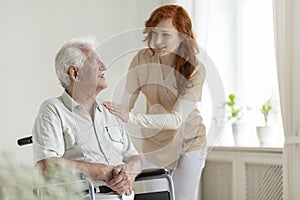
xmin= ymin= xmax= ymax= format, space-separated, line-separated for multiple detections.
xmin=77 ymin=49 xmax=107 ymax=93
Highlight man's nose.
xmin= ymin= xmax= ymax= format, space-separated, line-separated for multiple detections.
xmin=100 ymin=63 xmax=107 ymax=71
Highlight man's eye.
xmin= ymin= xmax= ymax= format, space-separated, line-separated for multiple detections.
xmin=87 ymin=57 xmax=94 ymax=63
xmin=87 ymin=57 xmax=99 ymax=64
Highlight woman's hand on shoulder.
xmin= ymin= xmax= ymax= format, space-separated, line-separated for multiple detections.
xmin=103 ymin=102 xmax=129 ymax=122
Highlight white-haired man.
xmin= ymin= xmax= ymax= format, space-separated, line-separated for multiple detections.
xmin=32 ymin=39 xmax=142 ymax=200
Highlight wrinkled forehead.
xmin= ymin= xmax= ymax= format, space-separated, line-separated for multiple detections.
xmin=81 ymin=48 xmax=106 ymax=68
xmin=81 ymin=48 xmax=98 ymax=57
xmin=82 ymin=48 xmax=101 ymax=61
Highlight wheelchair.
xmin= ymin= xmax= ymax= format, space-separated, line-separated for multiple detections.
xmin=17 ymin=136 xmax=175 ymax=200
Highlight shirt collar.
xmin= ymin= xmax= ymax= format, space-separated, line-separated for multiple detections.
xmin=62 ymin=90 xmax=80 ymax=111
xmin=95 ymin=100 xmax=103 ymax=112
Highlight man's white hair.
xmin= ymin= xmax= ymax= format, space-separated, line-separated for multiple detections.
xmin=55 ymin=38 xmax=96 ymax=88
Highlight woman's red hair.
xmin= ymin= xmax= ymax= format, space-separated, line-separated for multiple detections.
xmin=144 ymin=5 xmax=199 ymax=95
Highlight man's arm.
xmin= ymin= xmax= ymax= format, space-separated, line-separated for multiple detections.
xmin=36 ymin=157 xmax=113 ymax=183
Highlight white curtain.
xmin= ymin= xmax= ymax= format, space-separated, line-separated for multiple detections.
xmin=273 ymin=0 xmax=300 ymax=199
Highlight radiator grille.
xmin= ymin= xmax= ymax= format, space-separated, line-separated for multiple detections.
xmin=200 ymin=160 xmax=233 ymax=200
xmin=245 ymin=163 xmax=283 ymax=200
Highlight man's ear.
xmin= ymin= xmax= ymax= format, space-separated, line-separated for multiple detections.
xmin=68 ymin=66 xmax=80 ymax=82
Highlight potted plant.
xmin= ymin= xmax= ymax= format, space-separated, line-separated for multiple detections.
xmin=256 ymin=97 xmax=275 ymax=146
xmin=223 ymin=94 xmax=246 ymax=146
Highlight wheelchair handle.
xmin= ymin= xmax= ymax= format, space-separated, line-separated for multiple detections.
xmin=17 ymin=136 xmax=33 ymax=146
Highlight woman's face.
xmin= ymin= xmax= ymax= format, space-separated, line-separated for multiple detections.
xmin=151 ymin=18 xmax=182 ymax=57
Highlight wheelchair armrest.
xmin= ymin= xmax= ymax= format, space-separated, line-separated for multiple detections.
xmin=135 ymin=168 xmax=170 ymax=181
xmin=135 ymin=168 xmax=175 ymax=200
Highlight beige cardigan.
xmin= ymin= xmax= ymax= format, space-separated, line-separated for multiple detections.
xmin=123 ymin=49 xmax=206 ymax=169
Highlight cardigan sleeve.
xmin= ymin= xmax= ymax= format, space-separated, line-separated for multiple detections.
xmin=128 ymin=63 xmax=205 ymax=130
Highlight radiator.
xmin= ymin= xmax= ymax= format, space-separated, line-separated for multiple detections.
xmin=198 ymin=147 xmax=283 ymax=200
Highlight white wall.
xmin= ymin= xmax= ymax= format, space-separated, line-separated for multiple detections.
xmin=0 ymin=0 xmax=163 ymax=165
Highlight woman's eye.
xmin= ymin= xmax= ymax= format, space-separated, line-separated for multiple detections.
xmin=163 ymin=33 xmax=171 ymax=37
xmin=152 ymin=31 xmax=158 ymax=36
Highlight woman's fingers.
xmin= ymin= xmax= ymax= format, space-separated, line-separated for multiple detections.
xmin=104 ymin=102 xmax=120 ymax=112
xmin=103 ymin=102 xmax=129 ymax=122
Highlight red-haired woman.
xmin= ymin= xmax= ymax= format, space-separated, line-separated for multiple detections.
xmin=104 ymin=5 xmax=206 ymax=199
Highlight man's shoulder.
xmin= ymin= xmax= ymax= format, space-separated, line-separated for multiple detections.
xmin=40 ymin=96 xmax=63 ymax=107
xmin=38 ymin=96 xmax=64 ymax=115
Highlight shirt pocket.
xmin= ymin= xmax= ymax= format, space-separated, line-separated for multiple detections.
xmin=62 ymin=128 xmax=86 ymax=159
xmin=105 ymin=125 xmax=124 ymax=151
xmin=63 ymin=127 xmax=82 ymax=149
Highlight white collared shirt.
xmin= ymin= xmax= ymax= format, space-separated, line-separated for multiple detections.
xmin=32 ymin=91 xmax=138 ymax=167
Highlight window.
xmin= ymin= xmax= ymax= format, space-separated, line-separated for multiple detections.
xmin=178 ymin=0 xmax=284 ymax=147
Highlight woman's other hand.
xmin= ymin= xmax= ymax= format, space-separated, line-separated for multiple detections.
xmin=103 ymin=102 xmax=129 ymax=122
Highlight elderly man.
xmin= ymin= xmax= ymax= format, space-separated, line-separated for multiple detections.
xmin=32 ymin=39 xmax=142 ymax=200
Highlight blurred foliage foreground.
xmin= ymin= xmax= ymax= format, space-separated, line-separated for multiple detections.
xmin=0 ymin=151 xmax=89 ymax=200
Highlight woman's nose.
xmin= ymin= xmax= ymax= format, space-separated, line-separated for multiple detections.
xmin=154 ymin=34 xmax=163 ymax=45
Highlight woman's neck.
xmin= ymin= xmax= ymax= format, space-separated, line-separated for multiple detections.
xmin=159 ymin=53 xmax=176 ymax=67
